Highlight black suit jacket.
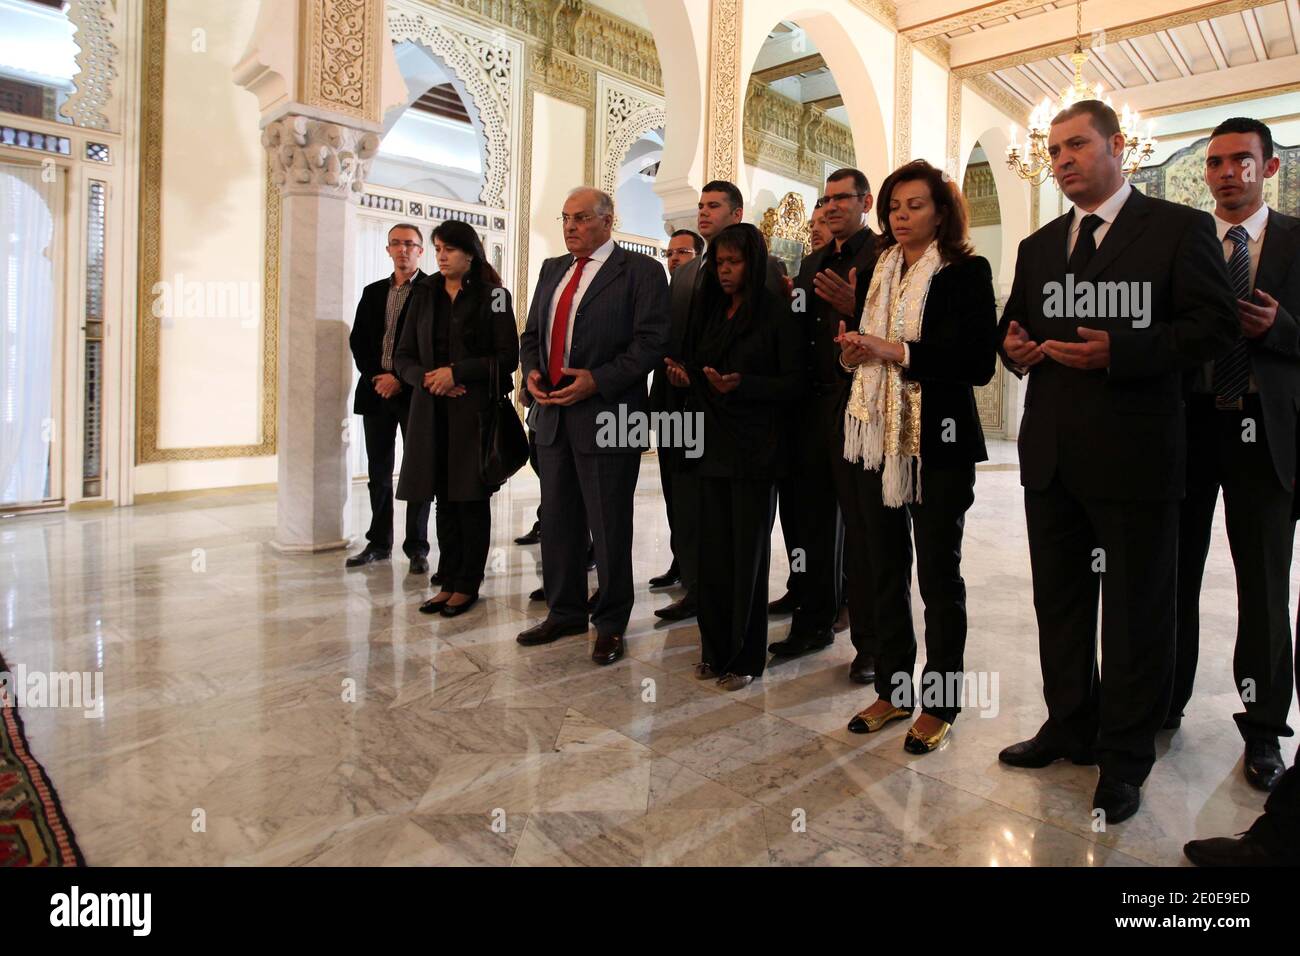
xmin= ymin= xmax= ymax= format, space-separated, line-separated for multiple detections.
xmin=997 ymin=188 xmax=1238 ymax=500
xmin=519 ymin=243 xmax=669 ymax=454
xmin=795 ymin=227 xmax=878 ymax=386
xmin=1230 ymin=209 xmax=1300 ymax=490
xmin=349 ymin=271 xmax=423 ymax=417
xmin=837 ymin=255 xmax=998 ymax=467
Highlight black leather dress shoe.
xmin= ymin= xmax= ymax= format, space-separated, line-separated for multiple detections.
xmin=441 ymin=594 xmax=479 ymax=618
xmin=516 ymin=619 xmax=587 ymax=646
xmin=514 ymin=523 xmax=541 ymax=545
xmin=591 ymin=632 xmax=625 ymax=665
xmin=409 ymin=556 xmax=429 ymax=575
xmin=528 ymin=586 xmax=546 ymax=602
xmin=429 ymin=571 xmax=443 ymax=587
xmin=649 ymin=566 xmax=681 ymax=589
xmin=769 ymin=629 xmax=833 ymax=658
xmin=653 ymin=597 xmax=697 ymax=621
xmin=849 ymin=653 xmax=875 ymax=684
xmin=1244 ymin=739 xmax=1285 ymax=792
xmin=1184 ymin=814 xmax=1298 ymax=866
xmin=767 ymin=591 xmax=797 ymax=615
xmin=346 ymin=547 xmax=390 ymax=568
xmin=998 ymin=734 xmax=1097 ymax=768
xmin=1093 ymin=776 xmax=1141 ymax=824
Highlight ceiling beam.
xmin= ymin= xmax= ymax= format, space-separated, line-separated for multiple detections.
xmin=1241 ymin=8 xmax=1269 ymax=61
xmin=950 ymin=0 xmax=1263 ymax=75
xmin=807 ymin=94 xmax=845 ymax=110
xmin=1114 ymin=50 xmax=1300 ymax=113
xmin=1155 ymin=28 xmax=1193 ymax=76
xmin=1197 ymin=19 xmax=1230 ymax=70
xmin=898 ymin=0 xmax=1056 ymax=41
xmin=1288 ymin=0 xmax=1300 ymax=53
xmin=751 ymin=53 xmax=826 ymax=84
xmin=1084 ymin=46 xmax=1128 ymax=90
xmin=1119 ymin=38 xmax=1160 ymax=84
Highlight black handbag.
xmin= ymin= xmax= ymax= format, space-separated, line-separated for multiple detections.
xmin=479 ymin=357 xmax=529 ymax=488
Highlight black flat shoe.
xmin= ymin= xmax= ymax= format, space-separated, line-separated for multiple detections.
xmin=409 ymin=556 xmax=429 ymax=575
xmin=514 ymin=523 xmax=541 ymax=545
xmin=517 ymin=618 xmax=588 ymax=646
xmin=769 ymin=630 xmax=833 ymax=658
xmin=649 ymin=566 xmax=680 ymax=589
xmin=848 ymin=653 xmax=875 ymax=684
xmin=528 ymin=586 xmax=546 ymax=602
xmin=441 ymin=594 xmax=479 ymax=617
xmin=998 ymin=734 xmax=1096 ymax=768
xmin=419 ymin=594 xmax=452 ymax=614
xmin=1093 ymin=776 xmax=1141 ymax=825
xmin=847 ymin=703 xmax=910 ymax=734
xmin=1244 ymin=739 xmax=1284 ymax=792
xmin=653 ymin=597 xmax=697 ymax=621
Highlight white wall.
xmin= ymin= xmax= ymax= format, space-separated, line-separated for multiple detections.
xmin=743 ymin=163 xmax=819 ymax=228
xmin=527 ymin=92 xmax=588 ymax=291
xmin=910 ymin=49 xmax=949 ymax=167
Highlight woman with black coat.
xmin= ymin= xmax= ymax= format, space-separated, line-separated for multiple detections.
xmin=664 ymin=223 xmax=805 ymax=690
xmin=395 ymin=220 xmax=518 ymax=617
xmin=835 ymin=159 xmax=998 ymax=752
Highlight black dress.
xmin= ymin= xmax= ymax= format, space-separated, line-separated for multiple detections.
xmin=679 ymin=287 xmax=806 ymax=677
xmin=395 ymin=275 xmax=518 ymax=593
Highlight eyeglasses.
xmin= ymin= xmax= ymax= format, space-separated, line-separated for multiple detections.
xmin=819 ymin=191 xmax=866 ymax=205
xmin=557 ymin=213 xmax=600 ymax=225
xmin=387 ymin=240 xmax=422 ymax=250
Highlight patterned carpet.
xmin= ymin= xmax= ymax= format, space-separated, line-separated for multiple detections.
xmin=1 ymin=654 xmax=83 ymax=866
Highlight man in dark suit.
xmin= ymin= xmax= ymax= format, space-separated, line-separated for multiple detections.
xmin=996 ymin=100 xmax=1238 ymax=824
xmin=768 ymin=168 xmax=879 ymax=684
xmin=346 ymin=222 xmax=431 ymax=573
xmin=516 ymin=187 xmax=669 ymax=665
xmin=649 ymin=182 xmax=787 ymax=622
xmin=1171 ymin=116 xmax=1300 ymax=792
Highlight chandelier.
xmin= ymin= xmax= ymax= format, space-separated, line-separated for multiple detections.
xmin=1005 ymin=0 xmax=1156 ymax=185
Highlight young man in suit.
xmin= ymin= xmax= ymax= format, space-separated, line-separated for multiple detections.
xmin=996 ymin=100 xmax=1238 ymax=823
xmin=649 ymin=182 xmax=786 ymax=623
xmin=346 ymin=222 xmax=431 ymax=574
xmin=768 ymin=168 xmax=879 ymax=685
xmin=1171 ymin=117 xmax=1300 ymax=791
xmin=516 ymin=188 xmax=669 ymax=665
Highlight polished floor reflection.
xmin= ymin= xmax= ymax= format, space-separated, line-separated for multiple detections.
xmin=2 ymin=441 xmax=1295 ymax=866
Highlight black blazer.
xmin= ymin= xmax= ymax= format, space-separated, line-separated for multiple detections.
xmin=795 ymin=227 xmax=879 ymax=387
xmin=519 ymin=243 xmax=669 ymax=454
xmin=1226 ymin=209 xmax=1300 ymax=491
xmin=997 ymin=188 xmax=1238 ymax=500
xmin=837 ymin=254 xmax=998 ymax=467
xmin=394 ymin=276 xmax=518 ymax=502
xmin=349 ymin=271 xmax=422 ymax=417
xmin=678 ymin=289 xmax=806 ymax=480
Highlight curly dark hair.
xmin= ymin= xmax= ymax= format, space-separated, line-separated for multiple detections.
xmin=875 ymin=159 xmax=973 ymax=264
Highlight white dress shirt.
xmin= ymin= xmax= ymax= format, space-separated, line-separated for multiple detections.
xmin=545 ymin=237 xmax=616 ymax=369
xmin=1066 ymin=180 xmax=1132 ymax=258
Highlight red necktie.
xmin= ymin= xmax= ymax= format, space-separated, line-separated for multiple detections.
xmin=549 ymin=257 xmax=590 ymax=385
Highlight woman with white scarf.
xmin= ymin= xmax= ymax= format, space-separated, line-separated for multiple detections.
xmin=836 ymin=160 xmax=998 ymax=754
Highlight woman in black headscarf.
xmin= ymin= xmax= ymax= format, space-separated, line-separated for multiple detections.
xmin=395 ymin=219 xmax=518 ymax=617
xmin=664 ymin=223 xmax=805 ymax=690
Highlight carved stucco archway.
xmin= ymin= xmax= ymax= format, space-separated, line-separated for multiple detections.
xmin=386 ymin=6 xmax=516 ymax=209
xmin=596 ymin=73 xmax=666 ymax=201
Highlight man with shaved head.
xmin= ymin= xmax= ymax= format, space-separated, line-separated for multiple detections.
xmin=517 ymin=187 xmax=670 ymax=665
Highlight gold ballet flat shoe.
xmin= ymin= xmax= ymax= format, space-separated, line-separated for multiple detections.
xmin=847 ymin=703 xmax=911 ymax=734
xmin=903 ymin=719 xmax=951 ymax=754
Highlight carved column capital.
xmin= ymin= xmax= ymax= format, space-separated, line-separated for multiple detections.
xmin=262 ymin=114 xmax=381 ymax=198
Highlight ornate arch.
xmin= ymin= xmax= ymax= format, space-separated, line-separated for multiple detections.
xmin=60 ymin=0 xmax=119 ymax=130
xmin=595 ymin=74 xmax=665 ymax=199
xmin=387 ymin=7 xmax=514 ymax=208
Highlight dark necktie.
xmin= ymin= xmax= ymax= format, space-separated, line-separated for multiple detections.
xmin=1067 ymin=213 xmax=1103 ymax=277
xmin=548 ymin=257 xmax=590 ymax=385
xmin=1212 ymin=225 xmax=1252 ymax=405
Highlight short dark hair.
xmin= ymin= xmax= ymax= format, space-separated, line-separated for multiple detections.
xmin=1051 ymin=99 xmax=1121 ymax=140
xmin=827 ymin=167 xmax=871 ymax=196
xmin=1210 ymin=116 xmax=1274 ymax=160
xmin=876 ymin=159 xmax=973 ymax=264
xmin=387 ymin=222 xmax=424 ymax=244
xmin=670 ymin=229 xmax=705 ymax=255
xmin=701 ymin=180 xmax=744 ymax=212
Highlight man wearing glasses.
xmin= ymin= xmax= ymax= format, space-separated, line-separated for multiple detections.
xmin=769 ymin=169 xmax=879 ymax=684
xmin=346 ymin=223 xmax=432 ymax=573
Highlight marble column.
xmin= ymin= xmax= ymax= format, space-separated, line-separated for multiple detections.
xmin=263 ymin=114 xmax=380 ymax=552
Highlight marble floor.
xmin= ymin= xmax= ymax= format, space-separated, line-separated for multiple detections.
xmin=2 ymin=440 xmax=1296 ymax=866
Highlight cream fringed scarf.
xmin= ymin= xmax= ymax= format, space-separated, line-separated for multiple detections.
xmin=843 ymin=241 xmax=943 ymax=506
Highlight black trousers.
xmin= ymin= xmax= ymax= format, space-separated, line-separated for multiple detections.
xmin=1024 ymin=475 xmax=1178 ymax=786
xmin=1173 ymin=395 xmax=1296 ymax=743
xmin=777 ymin=389 xmax=845 ymax=634
xmin=698 ymin=476 xmax=776 ymax=677
xmin=854 ymin=463 xmax=974 ymax=722
xmin=832 ymin=454 xmax=878 ymax=658
xmin=434 ymin=500 xmax=491 ymax=594
xmin=537 ymin=415 xmax=640 ymax=638
xmin=362 ymin=406 xmax=429 ymax=557
xmin=669 ymin=468 xmax=701 ymax=594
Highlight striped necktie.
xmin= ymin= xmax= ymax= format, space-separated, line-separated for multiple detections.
xmin=1211 ymin=224 xmax=1252 ymax=405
